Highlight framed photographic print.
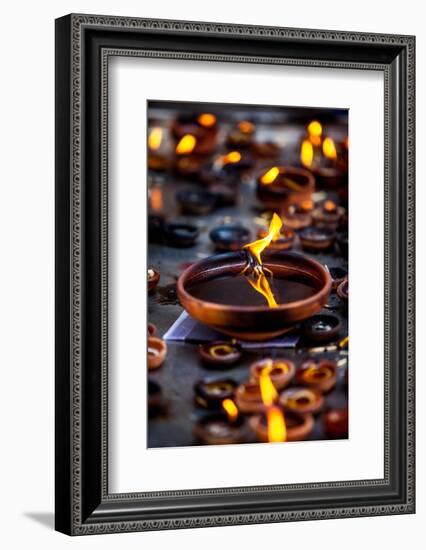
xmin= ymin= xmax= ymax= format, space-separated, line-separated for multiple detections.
xmin=55 ymin=14 xmax=415 ymax=535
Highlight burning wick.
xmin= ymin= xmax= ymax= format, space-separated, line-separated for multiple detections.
xmin=176 ymin=134 xmax=197 ymax=155
xmin=259 ymin=362 xmax=287 ymax=442
xmin=222 ymin=398 xmax=239 ymax=421
xmin=215 ymin=151 xmax=242 ymax=168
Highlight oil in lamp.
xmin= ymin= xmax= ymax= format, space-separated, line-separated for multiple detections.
xmin=176 ymin=189 xmax=217 ymax=215
xmin=299 ymin=226 xmax=336 ymax=252
xmin=281 ymin=200 xmax=314 ymax=231
xmin=198 ymin=340 xmax=242 ymax=367
xmin=256 ymin=165 xmax=315 ymax=212
xmin=163 ymin=222 xmax=199 ymax=247
xmin=209 ymin=224 xmax=251 ymax=251
xmin=147 ymin=336 xmax=167 ymax=370
xmin=193 ymin=398 xmax=248 ymax=445
xmin=177 ymin=213 xmax=332 ymax=340
xmin=324 ymin=407 xmax=348 ymax=438
xmin=279 ymin=387 xmax=324 ymax=416
xmin=301 ymin=313 xmax=342 ymax=343
xmin=250 ymin=358 xmax=296 ymax=390
xmin=194 ymin=377 xmax=237 ymax=410
xmin=297 ymin=359 xmax=338 ymax=393
xmin=312 ymin=200 xmax=345 ymax=230
xmin=250 ymin=411 xmax=314 ymax=442
xmin=148 ymin=268 xmax=160 ymax=292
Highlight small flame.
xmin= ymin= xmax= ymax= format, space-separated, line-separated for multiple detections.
xmin=150 ymin=187 xmax=163 ymax=212
xmin=176 ymin=134 xmax=197 ymax=155
xmin=323 ymin=200 xmax=337 ymax=213
xmin=218 ymin=151 xmax=242 ymax=166
xmin=323 ymin=137 xmax=337 ymax=160
xmin=267 ymin=406 xmax=287 ymax=442
xmin=246 ymin=272 xmax=278 ymax=308
xmin=300 ymin=139 xmax=314 ymax=168
xmin=299 ymin=199 xmax=314 ymax=212
xmin=238 ymin=120 xmax=255 ymax=134
xmin=260 ymin=166 xmax=280 ymax=185
xmin=198 ymin=113 xmax=216 ymax=128
xmin=243 ymin=213 xmax=282 ymax=266
xmin=308 ymin=120 xmax=323 ymax=138
xmin=148 ymin=127 xmax=163 ymax=150
xmin=222 ymin=398 xmax=238 ymax=421
xmin=259 ymin=363 xmax=278 ymax=406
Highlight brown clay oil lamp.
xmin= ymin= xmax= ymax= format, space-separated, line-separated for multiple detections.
xmin=300 ymin=122 xmax=348 ymax=189
xmin=208 ymin=183 xmax=239 ymax=207
xmin=251 ymin=140 xmax=280 ymax=159
xmin=299 ymin=226 xmax=336 ymax=252
xmin=194 ymin=377 xmax=237 ymax=410
xmin=312 ymin=200 xmax=345 ymax=230
xmin=147 ymin=126 xmax=170 ymax=172
xmin=177 ymin=214 xmax=331 ymax=340
xmin=257 ymin=166 xmax=315 ymax=212
xmin=147 ymin=337 xmax=167 ymax=370
xmin=250 ymin=358 xmax=295 ymax=390
xmin=301 ymin=313 xmax=341 ymax=343
xmin=172 ymin=112 xmax=219 ymax=156
xmin=148 ymin=268 xmax=160 ymax=292
xmin=148 ymin=379 xmax=162 ymax=416
xmin=177 ymin=189 xmax=217 ymax=215
xmin=193 ymin=401 xmax=248 ymax=445
xmin=279 ymin=387 xmax=324 ymax=416
xmin=337 ymin=278 xmax=349 ymax=303
xmin=282 ymin=200 xmax=314 ymax=231
xmin=199 ymin=340 xmax=242 ymax=367
xmin=324 ymin=407 xmax=348 ymax=438
xmin=256 ymin=225 xmax=295 ymax=251
xmin=250 ymin=410 xmax=314 ymax=442
xmin=209 ymin=225 xmax=251 ymax=251
xmin=164 ymin=222 xmax=199 ymax=247
xmin=226 ymin=120 xmax=256 ymax=149
xmin=328 ymin=266 xmax=348 ymax=290
xmin=235 ymin=381 xmax=265 ymax=414
xmin=297 ymin=359 xmax=337 ymax=393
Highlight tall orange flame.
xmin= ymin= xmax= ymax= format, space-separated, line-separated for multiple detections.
xmin=222 ymin=398 xmax=239 ymax=421
xmin=176 ymin=134 xmax=196 ymax=155
xmin=300 ymin=139 xmax=314 ymax=168
xmin=246 ymin=273 xmax=278 ymax=308
xmin=259 ymin=363 xmax=286 ymax=442
xmin=259 ymin=363 xmax=278 ymax=406
xmin=243 ymin=213 xmax=282 ymax=266
xmin=148 ymin=127 xmax=163 ymax=150
xmin=322 ymin=137 xmax=337 ymax=160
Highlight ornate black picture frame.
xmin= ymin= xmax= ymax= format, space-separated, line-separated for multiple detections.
xmin=55 ymin=14 xmax=415 ymax=535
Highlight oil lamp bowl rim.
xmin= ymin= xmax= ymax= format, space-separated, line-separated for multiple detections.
xmin=176 ymin=250 xmax=332 ymax=341
xmin=257 ymin=165 xmax=315 ymax=188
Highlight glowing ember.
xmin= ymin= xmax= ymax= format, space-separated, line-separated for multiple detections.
xmin=198 ymin=113 xmax=217 ymax=127
xmin=322 ymin=137 xmax=337 ymax=160
xmin=238 ymin=120 xmax=255 ymax=134
xmin=148 ymin=127 xmax=163 ymax=150
xmin=300 ymin=139 xmax=314 ymax=168
xmin=260 ymin=166 xmax=280 ymax=185
xmin=266 ymin=406 xmax=287 ymax=442
xmin=243 ymin=213 xmax=282 ymax=266
xmin=222 ymin=398 xmax=239 ymax=421
xmin=176 ymin=134 xmax=197 ymax=154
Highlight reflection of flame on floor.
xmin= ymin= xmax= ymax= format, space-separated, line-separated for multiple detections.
xmin=241 ymin=213 xmax=282 ymax=307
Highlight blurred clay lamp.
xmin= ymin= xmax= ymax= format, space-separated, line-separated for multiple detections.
xmin=147 ymin=126 xmax=170 ymax=171
xmin=176 ymin=189 xmax=217 ymax=215
xmin=250 ymin=411 xmax=314 ymax=442
xmin=163 ymin=222 xmax=199 ymax=248
xmin=193 ymin=398 xmax=247 ymax=445
xmin=148 ymin=268 xmax=160 ymax=292
xmin=256 ymin=221 xmax=295 ymax=251
xmin=337 ymin=277 xmax=349 ymax=304
xmin=226 ymin=120 xmax=256 ymax=148
xmin=301 ymin=313 xmax=341 ymax=343
xmin=299 ymin=226 xmax=336 ymax=252
xmin=324 ymin=408 xmax=348 ymax=438
xmin=312 ymin=200 xmax=345 ymax=230
xmin=300 ymin=120 xmax=347 ymax=189
xmin=194 ymin=377 xmax=237 ymax=410
xmin=250 ymin=358 xmax=295 ymax=390
xmin=147 ymin=337 xmax=167 ymax=370
xmin=177 ymin=213 xmax=331 ymax=340
xmin=209 ymin=225 xmax=251 ymax=251
xmin=199 ymin=340 xmax=242 ymax=367
xmin=279 ymin=387 xmax=324 ymax=416
xmin=257 ymin=165 xmax=315 ymax=212
xmin=297 ymin=359 xmax=337 ymax=393
xmin=172 ymin=112 xmax=218 ymax=156
xmin=282 ymin=200 xmax=314 ymax=231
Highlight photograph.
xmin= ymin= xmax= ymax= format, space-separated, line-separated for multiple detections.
xmin=146 ymin=100 xmax=349 ymax=448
